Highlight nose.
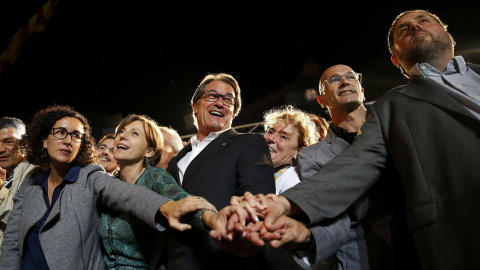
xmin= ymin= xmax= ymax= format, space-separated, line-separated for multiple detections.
xmin=118 ymin=132 xmax=127 ymax=141
xmin=264 ymin=133 xmax=278 ymax=143
xmin=213 ymin=96 xmax=225 ymax=107
xmin=63 ymin=134 xmax=73 ymax=144
xmin=409 ymin=21 xmax=424 ymax=33
xmin=0 ymin=142 xmax=5 ymax=152
xmin=339 ymin=76 xmax=351 ymax=87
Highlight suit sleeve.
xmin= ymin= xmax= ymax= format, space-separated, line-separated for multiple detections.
xmin=293 ymin=214 xmax=351 ymax=268
xmin=0 ymin=179 xmax=25 ymax=269
xmin=282 ymin=106 xmax=388 ymax=224
xmin=89 ymin=168 xmax=171 ymax=231
xmin=236 ymin=134 xmax=275 ymax=195
xmin=296 ymin=148 xmax=323 ymax=180
xmin=0 ymin=187 xmax=12 ymax=223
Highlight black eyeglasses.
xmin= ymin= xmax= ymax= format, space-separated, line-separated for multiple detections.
xmin=203 ymin=90 xmax=235 ymax=107
xmin=51 ymin=127 xmax=85 ymax=143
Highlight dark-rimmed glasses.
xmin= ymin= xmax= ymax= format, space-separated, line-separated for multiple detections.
xmin=203 ymin=90 xmax=235 ymax=107
xmin=51 ymin=127 xmax=85 ymax=143
xmin=320 ymin=73 xmax=362 ymax=94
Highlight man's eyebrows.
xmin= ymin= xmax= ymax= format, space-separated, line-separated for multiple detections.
xmin=396 ymin=14 xmax=430 ymax=30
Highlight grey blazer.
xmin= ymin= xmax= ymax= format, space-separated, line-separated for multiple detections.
xmin=0 ymin=164 xmax=169 ymax=270
xmin=293 ymin=128 xmax=369 ymax=269
xmin=297 ymin=128 xmax=351 ymax=179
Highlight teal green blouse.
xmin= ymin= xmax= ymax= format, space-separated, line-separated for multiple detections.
xmin=98 ymin=166 xmax=189 ymax=269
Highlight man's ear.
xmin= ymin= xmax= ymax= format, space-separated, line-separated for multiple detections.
xmin=317 ymin=95 xmax=326 ymax=108
xmin=391 ymin=54 xmax=400 ymax=67
xmin=192 ymin=102 xmax=198 ymax=115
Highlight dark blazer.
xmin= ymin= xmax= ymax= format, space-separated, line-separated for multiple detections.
xmin=168 ymin=128 xmax=275 ymax=209
xmin=161 ymin=128 xmax=276 ymax=270
xmin=282 ymin=63 xmax=480 ymax=269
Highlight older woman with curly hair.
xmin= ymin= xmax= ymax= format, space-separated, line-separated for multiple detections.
xmin=0 ymin=106 xmax=213 ymax=270
xmin=263 ymin=105 xmax=319 ymax=195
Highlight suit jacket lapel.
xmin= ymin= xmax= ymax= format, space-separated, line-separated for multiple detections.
xmin=43 ymin=190 xmax=63 ymax=229
xmin=397 ymin=78 xmax=478 ymax=121
xmin=182 ymin=129 xmax=236 ymax=187
xmin=24 ymin=185 xmax=47 ymax=230
xmin=326 ymin=128 xmax=350 ymax=156
xmin=467 ymin=63 xmax=480 ymax=74
xmin=169 ymin=144 xmax=192 ymax=185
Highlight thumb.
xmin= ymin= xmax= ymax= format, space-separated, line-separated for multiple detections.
xmin=264 ymin=212 xmax=278 ymax=231
xmin=168 ymin=218 xmax=192 ymax=231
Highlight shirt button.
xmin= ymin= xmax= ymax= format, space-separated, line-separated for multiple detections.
xmin=421 ymin=65 xmax=426 ymax=70
xmin=457 ymin=84 xmax=462 ymax=88
xmin=476 ymin=96 xmax=480 ymax=100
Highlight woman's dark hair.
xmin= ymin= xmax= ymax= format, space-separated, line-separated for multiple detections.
xmin=20 ymin=105 xmax=98 ymax=168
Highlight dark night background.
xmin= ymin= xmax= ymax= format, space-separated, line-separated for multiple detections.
xmin=1 ymin=1 xmax=479 ymax=140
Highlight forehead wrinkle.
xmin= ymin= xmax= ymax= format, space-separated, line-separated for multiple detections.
xmin=329 ymin=71 xmax=356 ymax=78
xmin=205 ymin=89 xmax=235 ymax=98
xmin=272 ymin=124 xmax=295 ymax=136
xmin=54 ymin=126 xmax=84 ymax=133
xmin=396 ymin=14 xmax=432 ymax=31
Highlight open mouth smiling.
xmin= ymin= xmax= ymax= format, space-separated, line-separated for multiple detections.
xmin=99 ymin=155 xmax=111 ymax=162
xmin=209 ymin=110 xmax=224 ymax=117
xmin=117 ymin=144 xmax=129 ymax=150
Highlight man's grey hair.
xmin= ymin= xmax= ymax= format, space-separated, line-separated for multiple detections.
xmin=159 ymin=126 xmax=183 ymax=154
xmin=190 ymin=73 xmax=242 ymax=129
xmin=0 ymin=117 xmax=26 ymax=136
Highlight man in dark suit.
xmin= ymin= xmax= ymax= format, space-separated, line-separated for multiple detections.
xmin=161 ymin=73 xmax=275 ymax=270
xmin=256 ymin=10 xmax=480 ymax=269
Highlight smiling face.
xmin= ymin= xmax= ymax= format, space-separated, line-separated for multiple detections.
xmin=264 ymin=123 xmax=301 ymax=168
xmin=43 ymin=117 xmax=84 ymax=167
xmin=391 ymin=11 xmax=454 ymax=73
xmin=113 ymin=120 xmax=154 ymax=166
xmin=192 ymin=80 xmax=235 ymax=140
xmin=97 ymin=138 xmax=118 ymax=174
xmin=318 ymin=65 xmax=364 ymax=113
xmin=0 ymin=127 xmax=24 ymax=175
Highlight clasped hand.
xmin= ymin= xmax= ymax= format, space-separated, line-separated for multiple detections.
xmin=206 ymin=192 xmax=312 ymax=257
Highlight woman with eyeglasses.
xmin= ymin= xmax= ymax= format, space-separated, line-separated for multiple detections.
xmin=0 ymin=105 xmax=213 ymax=270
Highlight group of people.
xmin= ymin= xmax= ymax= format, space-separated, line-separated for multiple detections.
xmin=0 ymin=9 xmax=478 ymax=270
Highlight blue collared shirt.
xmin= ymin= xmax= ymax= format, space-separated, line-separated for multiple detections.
xmin=21 ymin=166 xmax=81 ymax=270
xmin=410 ymin=56 xmax=480 ymax=120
